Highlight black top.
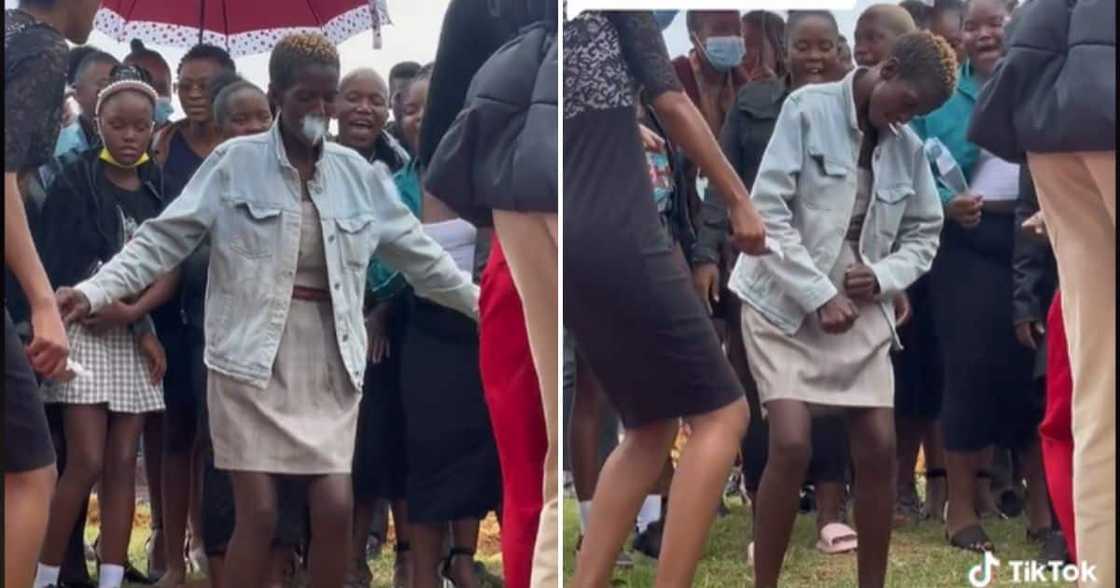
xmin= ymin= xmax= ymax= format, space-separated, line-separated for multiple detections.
xmin=418 ymin=0 xmax=553 ymax=166
xmin=4 ymin=9 xmax=68 ymax=173
xmin=563 ymin=11 xmax=681 ymax=120
xmin=33 ymin=150 xmax=166 ymax=295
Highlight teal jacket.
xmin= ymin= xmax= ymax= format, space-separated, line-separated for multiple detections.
xmin=910 ymin=62 xmax=981 ymax=205
xmin=366 ymin=159 xmax=424 ymax=300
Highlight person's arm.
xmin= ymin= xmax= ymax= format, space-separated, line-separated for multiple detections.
xmin=691 ymin=108 xmax=741 ymax=266
xmin=5 ymin=172 xmax=69 ymax=377
xmin=865 ymin=144 xmax=945 ymax=299
xmin=366 ymin=165 xmax=479 ymax=319
xmin=737 ymin=96 xmax=839 ymax=315
xmin=67 ymin=148 xmax=227 ymax=316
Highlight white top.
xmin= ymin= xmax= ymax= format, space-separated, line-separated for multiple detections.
xmin=970 ymin=149 xmax=1020 ymax=202
xmin=423 ymin=219 xmax=477 ymax=274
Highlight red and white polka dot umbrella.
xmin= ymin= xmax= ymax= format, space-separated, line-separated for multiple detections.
xmin=94 ymin=0 xmax=391 ymax=57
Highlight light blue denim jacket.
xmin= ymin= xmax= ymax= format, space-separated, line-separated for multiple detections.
xmin=76 ymin=120 xmax=479 ymax=392
xmin=729 ymin=70 xmax=944 ymax=340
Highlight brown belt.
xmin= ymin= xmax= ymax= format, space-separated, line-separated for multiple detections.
xmin=292 ymin=286 xmax=331 ymax=301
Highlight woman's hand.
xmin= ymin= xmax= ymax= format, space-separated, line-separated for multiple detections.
xmin=946 ymin=193 xmax=983 ymax=229
xmin=894 ymin=292 xmax=912 ymax=326
xmin=366 ymin=304 xmax=392 ymax=364
xmin=1021 ymin=211 xmax=1048 ymax=244
xmin=28 ymin=299 xmax=70 ymax=380
xmin=728 ymin=199 xmax=769 ymax=255
xmin=56 ymin=287 xmax=93 ymax=324
xmin=692 ymin=263 xmax=720 ymax=315
xmin=843 ymin=264 xmax=880 ymax=303
xmin=817 ymin=294 xmax=859 ymax=334
xmin=136 ymin=332 xmax=166 ymax=385
xmin=638 ymin=123 xmax=666 ymax=152
xmin=1014 ymin=320 xmax=1045 ymax=351
xmin=81 ymin=302 xmax=139 ymax=335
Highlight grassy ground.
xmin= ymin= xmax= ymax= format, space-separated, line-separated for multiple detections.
xmin=562 ymin=497 xmax=1071 ymax=587
xmin=84 ymin=497 xmax=503 ymax=587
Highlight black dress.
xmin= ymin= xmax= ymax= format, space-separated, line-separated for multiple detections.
xmin=563 ymin=11 xmax=743 ymax=428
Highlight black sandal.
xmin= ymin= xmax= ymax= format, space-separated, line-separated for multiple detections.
xmin=947 ymin=524 xmax=996 ymax=554
xmin=1028 ymin=528 xmax=1070 ymax=564
xmin=440 ymin=546 xmax=476 ymax=588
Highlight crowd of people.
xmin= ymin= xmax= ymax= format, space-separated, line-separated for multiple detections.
xmin=5 ymin=0 xmax=556 ymax=588
xmin=563 ymin=4 xmax=1113 ymax=588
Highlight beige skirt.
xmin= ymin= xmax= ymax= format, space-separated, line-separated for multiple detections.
xmin=207 ymin=298 xmax=359 ymax=474
xmin=740 ymin=242 xmax=894 ymax=417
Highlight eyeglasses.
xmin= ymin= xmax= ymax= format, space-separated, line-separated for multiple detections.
xmin=175 ymin=81 xmax=210 ymax=95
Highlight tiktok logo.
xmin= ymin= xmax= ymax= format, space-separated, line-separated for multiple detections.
xmin=966 ymin=551 xmax=1098 ymax=586
xmin=969 ymin=551 xmax=1000 ymax=587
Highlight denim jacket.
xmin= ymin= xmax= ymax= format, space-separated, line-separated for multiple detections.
xmin=729 ymin=70 xmax=944 ymax=340
xmin=76 ymin=120 xmax=479 ymax=392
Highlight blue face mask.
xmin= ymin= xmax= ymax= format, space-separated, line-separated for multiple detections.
xmin=652 ymin=11 xmax=678 ymax=31
xmin=700 ymin=35 xmax=746 ymax=72
xmin=154 ymin=97 xmax=174 ymax=125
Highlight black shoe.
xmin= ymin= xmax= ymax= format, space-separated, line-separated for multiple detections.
xmin=633 ymin=520 xmax=664 ymax=559
xmin=1029 ymin=528 xmax=1071 ymax=564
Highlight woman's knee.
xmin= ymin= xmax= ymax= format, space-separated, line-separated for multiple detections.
xmin=622 ymin=420 xmax=679 ymax=454
xmin=693 ymin=397 xmax=750 ymax=443
xmin=851 ymin=426 xmax=897 ymax=473
xmin=236 ymin=500 xmax=279 ymax=537
xmin=768 ymin=428 xmax=812 ymax=473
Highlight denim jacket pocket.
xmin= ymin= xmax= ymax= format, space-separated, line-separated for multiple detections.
xmin=872 ymin=186 xmax=913 ymax=246
xmin=804 ymin=149 xmax=851 ymax=211
xmin=226 ymin=199 xmax=283 ymax=260
xmin=335 ymin=215 xmax=377 ymax=270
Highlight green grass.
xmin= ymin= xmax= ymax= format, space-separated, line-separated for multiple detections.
xmin=84 ymin=502 xmax=503 ymax=587
xmin=563 ymin=497 xmax=1071 ymax=587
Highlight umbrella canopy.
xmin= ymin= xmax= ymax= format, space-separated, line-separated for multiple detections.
xmin=94 ymin=0 xmax=391 ymax=57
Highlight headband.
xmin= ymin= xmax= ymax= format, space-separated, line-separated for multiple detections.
xmin=95 ymin=79 xmax=159 ymax=117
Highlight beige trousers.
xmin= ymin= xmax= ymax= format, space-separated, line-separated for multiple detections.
xmin=1027 ymin=151 xmax=1115 ymax=587
xmin=493 ymin=210 xmax=559 ymax=588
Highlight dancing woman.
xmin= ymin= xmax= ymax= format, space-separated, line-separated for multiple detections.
xmin=56 ymin=32 xmax=478 ymax=588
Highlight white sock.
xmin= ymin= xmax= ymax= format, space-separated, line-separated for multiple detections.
xmin=98 ymin=564 xmax=125 ymax=588
xmin=636 ymin=495 xmax=662 ymax=533
xmin=34 ymin=564 xmax=60 ymax=588
xmin=579 ymin=500 xmax=594 ymax=533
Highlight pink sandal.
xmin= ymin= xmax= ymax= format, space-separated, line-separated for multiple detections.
xmin=816 ymin=522 xmax=858 ymax=555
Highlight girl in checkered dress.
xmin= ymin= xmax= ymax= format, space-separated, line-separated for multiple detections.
xmin=32 ymin=69 xmax=173 ymax=588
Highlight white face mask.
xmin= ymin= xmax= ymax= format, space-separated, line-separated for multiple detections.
xmin=300 ymin=114 xmax=328 ymax=145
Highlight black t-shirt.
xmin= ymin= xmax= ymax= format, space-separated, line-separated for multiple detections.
xmin=98 ymin=174 xmax=162 ymax=234
xmin=4 ymin=9 xmax=68 ymax=173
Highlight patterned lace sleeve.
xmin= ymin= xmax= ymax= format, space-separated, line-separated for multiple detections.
xmin=606 ymin=12 xmax=682 ymax=99
xmin=4 ymin=24 xmax=67 ymax=173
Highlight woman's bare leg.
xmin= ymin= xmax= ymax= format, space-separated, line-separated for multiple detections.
xmin=99 ymin=413 xmax=146 ymax=566
xmin=306 ymin=474 xmax=353 ymax=588
xmin=144 ymin=415 xmax=167 ymax=574
xmin=160 ymin=446 xmax=192 ymax=584
xmin=655 ymin=398 xmax=748 ymax=588
xmin=492 ymin=210 xmax=558 ymax=588
xmin=222 ymin=472 xmax=279 ymax=586
xmin=572 ymin=419 xmax=679 ymax=587
xmin=5 ymin=464 xmax=57 ymax=587
xmin=448 ymin=518 xmax=483 ymax=588
xmin=753 ymin=400 xmax=812 ymax=588
xmin=571 ymin=352 xmax=608 ymax=503
xmin=411 ymin=522 xmax=447 ymax=588
xmin=847 ymin=407 xmax=896 ymax=588
xmin=40 ymin=405 xmax=109 ymax=565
